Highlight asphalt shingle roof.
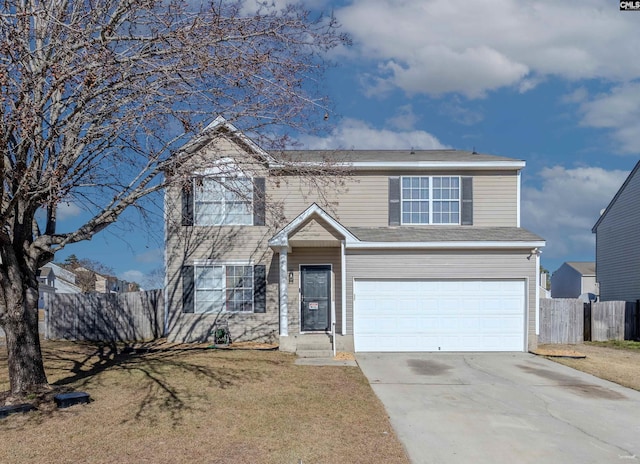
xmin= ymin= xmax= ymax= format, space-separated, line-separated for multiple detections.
xmin=348 ymin=226 xmax=544 ymax=243
xmin=566 ymin=262 xmax=596 ymax=276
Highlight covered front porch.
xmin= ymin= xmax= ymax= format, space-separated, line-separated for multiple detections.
xmin=268 ymin=204 xmax=356 ymax=354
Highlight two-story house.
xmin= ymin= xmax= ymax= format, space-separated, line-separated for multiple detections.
xmin=164 ymin=117 xmax=545 ymax=352
xmin=592 ymin=160 xmax=640 ymax=302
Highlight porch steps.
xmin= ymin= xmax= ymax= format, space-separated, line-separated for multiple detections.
xmin=295 ymin=336 xmax=334 ymax=358
xmin=296 ymin=349 xmax=335 ymax=358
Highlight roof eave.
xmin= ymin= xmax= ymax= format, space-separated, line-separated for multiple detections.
xmin=346 ymin=240 xmax=546 ymax=250
xmin=592 ymin=159 xmax=640 ymax=232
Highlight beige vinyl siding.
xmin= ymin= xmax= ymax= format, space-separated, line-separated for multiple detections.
xmin=596 ymin=169 xmax=640 ymax=301
xmin=268 ymin=175 xmax=388 ymax=227
xmin=165 ymin=131 xmax=525 ymax=343
xmin=164 ymin=147 xmax=279 ymax=342
xmin=269 ymin=170 xmax=520 ymax=228
xmin=473 ymin=175 xmax=518 ymax=226
xmin=289 ymin=218 xmax=344 ymax=244
xmin=285 ymin=248 xmax=343 ymax=335
xmin=345 ymin=249 xmax=538 ymax=350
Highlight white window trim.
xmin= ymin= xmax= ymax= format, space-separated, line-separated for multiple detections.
xmin=400 ymin=176 xmax=461 ymax=225
xmin=193 ymin=176 xmax=253 ymax=226
xmin=193 ymin=262 xmax=254 ymax=314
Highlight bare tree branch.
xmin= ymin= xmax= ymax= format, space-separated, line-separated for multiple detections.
xmin=0 ymin=0 xmax=349 ymax=396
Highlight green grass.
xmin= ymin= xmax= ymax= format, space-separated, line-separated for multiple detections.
xmin=588 ymin=340 xmax=640 ymax=350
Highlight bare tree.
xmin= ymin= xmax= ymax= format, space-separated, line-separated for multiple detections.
xmin=0 ymin=0 xmax=348 ymax=396
xmin=142 ymin=266 xmax=164 ymax=290
xmin=62 ymin=257 xmax=115 ymax=292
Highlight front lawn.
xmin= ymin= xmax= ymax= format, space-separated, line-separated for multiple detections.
xmin=0 ymin=341 xmax=409 ymax=464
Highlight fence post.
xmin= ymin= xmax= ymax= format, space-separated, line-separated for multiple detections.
xmin=636 ymin=300 xmax=640 ymax=341
xmin=583 ymin=302 xmax=592 ymax=342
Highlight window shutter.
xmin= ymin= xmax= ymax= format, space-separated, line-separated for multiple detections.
xmin=182 ymin=266 xmax=195 ymax=313
xmin=461 ymin=177 xmax=473 ymax=225
xmin=253 ymin=177 xmax=266 ymax=226
xmin=253 ymin=264 xmax=266 ymax=313
xmin=388 ymin=177 xmax=401 ymax=226
xmin=182 ymin=183 xmax=194 ymax=226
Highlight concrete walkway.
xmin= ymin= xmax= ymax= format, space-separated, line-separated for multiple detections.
xmin=357 ymin=352 xmax=640 ymax=464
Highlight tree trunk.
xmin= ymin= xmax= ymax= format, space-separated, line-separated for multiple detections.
xmin=2 ymin=284 xmax=48 ymax=395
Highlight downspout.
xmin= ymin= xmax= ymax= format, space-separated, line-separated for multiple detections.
xmin=535 ymin=250 xmax=540 ymax=337
xmin=331 ymin=302 xmax=336 ymax=357
xmin=341 ymin=240 xmax=346 ymax=336
xmin=517 ymin=171 xmax=521 ymax=228
xmin=163 ymin=189 xmax=169 ymax=337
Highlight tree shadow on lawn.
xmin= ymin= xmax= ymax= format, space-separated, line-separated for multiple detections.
xmin=2 ymin=341 xmax=283 ymax=426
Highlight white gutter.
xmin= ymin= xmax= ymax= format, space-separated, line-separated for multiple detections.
xmin=269 ymin=160 xmax=526 ymax=170
xmin=346 ymin=240 xmax=546 ymax=250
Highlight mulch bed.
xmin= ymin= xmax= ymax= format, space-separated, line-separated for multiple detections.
xmin=531 ymin=346 xmax=586 ymax=358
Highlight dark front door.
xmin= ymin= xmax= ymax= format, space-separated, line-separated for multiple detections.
xmin=301 ymin=265 xmax=331 ymax=332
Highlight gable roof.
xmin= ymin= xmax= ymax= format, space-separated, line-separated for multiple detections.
xmin=592 ymin=159 xmax=640 ymax=232
xmin=564 ymin=261 xmax=596 ymax=276
xmin=177 ymin=115 xmax=275 ymax=164
xmin=176 ymin=116 xmax=525 ymax=172
xmin=268 ymin=203 xmax=359 ymax=248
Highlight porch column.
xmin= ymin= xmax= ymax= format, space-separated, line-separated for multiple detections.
xmin=278 ymin=246 xmax=289 ymax=336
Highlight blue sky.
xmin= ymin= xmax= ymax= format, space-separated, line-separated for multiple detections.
xmin=56 ymin=0 xmax=640 ymax=284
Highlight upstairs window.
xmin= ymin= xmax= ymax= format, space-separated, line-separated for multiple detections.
xmin=194 ymin=177 xmax=253 ymax=226
xmin=401 ymin=176 xmax=460 ymax=224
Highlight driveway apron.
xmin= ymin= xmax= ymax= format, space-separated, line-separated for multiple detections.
xmin=357 ymin=352 xmax=640 ymax=464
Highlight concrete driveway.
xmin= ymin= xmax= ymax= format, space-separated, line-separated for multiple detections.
xmin=357 ymin=352 xmax=640 ymax=464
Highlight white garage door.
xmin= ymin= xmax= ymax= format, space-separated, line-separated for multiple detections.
xmin=353 ymin=280 xmax=526 ymax=352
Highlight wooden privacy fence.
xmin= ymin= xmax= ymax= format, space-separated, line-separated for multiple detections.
xmin=45 ymin=290 xmax=163 ymax=342
xmin=539 ymin=299 xmax=583 ymax=344
xmin=540 ymin=299 xmax=639 ymax=344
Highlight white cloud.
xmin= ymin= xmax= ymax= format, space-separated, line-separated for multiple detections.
xmin=239 ymin=0 xmax=328 ymax=15
xmin=386 ymin=104 xmax=419 ymax=130
xmin=134 ymin=248 xmax=163 ymax=264
xmin=120 ymin=269 xmax=145 ymax=283
xmin=561 ymin=86 xmax=589 ymax=104
xmin=297 ymin=118 xmax=448 ymax=149
xmin=57 ymin=201 xmax=82 ymax=220
xmin=337 ymin=0 xmax=640 ymax=98
xmin=439 ymin=97 xmax=484 ymax=126
xmin=578 ymin=83 xmax=640 ymax=154
xmin=521 ymin=165 xmax=628 ymax=262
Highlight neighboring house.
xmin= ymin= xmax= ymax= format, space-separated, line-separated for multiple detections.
xmin=592 ymin=160 xmax=640 ymax=302
xmin=164 ymin=117 xmax=545 ymax=353
xmin=550 ymin=262 xmax=597 ymax=299
xmin=539 ymin=269 xmax=551 ymax=299
xmin=75 ymin=267 xmax=129 ymax=293
xmin=39 ymin=263 xmax=82 ymax=294
xmin=94 ymin=273 xmax=126 ymax=293
xmin=36 ymin=267 xmax=56 ymax=309
xmin=37 ymin=263 xmax=82 ymax=308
